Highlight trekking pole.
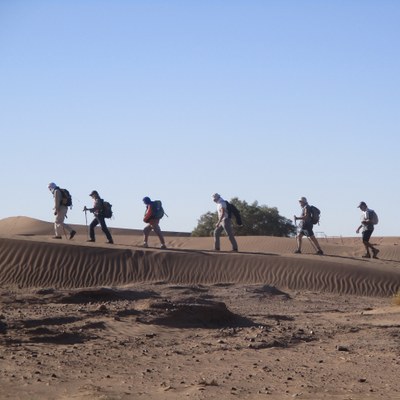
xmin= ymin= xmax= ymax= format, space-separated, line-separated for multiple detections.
xmin=84 ymin=208 xmax=89 ymax=240
xmin=295 ymin=215 xmax=316 ymax=252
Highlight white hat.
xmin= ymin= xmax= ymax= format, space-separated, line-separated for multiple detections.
xmin=298 ymin=196 xmax=307 ymax=203
xmin=48 ymin=182 xmax=57 ymax=190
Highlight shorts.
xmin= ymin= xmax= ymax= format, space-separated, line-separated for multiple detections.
xmin=299 ymin=223 xmax=314 ymax=238
xmin=362 ymin=229 xmax=373 ymax=242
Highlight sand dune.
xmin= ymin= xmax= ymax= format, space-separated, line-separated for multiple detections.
xmin=1 ymin=217 xmax=400 ymax=399
xmin=0 ymin=216 xmax=399 ymax=297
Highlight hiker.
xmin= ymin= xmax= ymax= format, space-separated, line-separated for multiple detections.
xmin=212 ymin=193 xmax=238 ymax=252
xmin=294 ymin=196 xmax=323 ymax=255
xmin=47 ymin=182 xmax=76 ymax=240
xmin=83 ymin=190 xmax=114 ymax=244
xmin=356 ymin=201 xmax=379 ymax=258
xmin=142 ymin=196 xmax=166 ymax=249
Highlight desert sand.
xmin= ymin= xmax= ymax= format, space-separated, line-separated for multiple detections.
xmin=0 ymin=216 xmax=399 ymax=400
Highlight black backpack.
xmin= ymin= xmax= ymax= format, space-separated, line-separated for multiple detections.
xmin=151 ymin=200 xmax=165 ymax=219
xmin=102 ymin=200 xmax=113 ymax=219
xmin=59 ymin=188 xmax=72 ymax=207
xmin=226 ymin=201 xmax=243 ymax=226
xmin=309 ymin=205 xmax=320 ymax=225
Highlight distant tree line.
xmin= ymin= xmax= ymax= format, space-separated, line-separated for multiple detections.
xmin=192 ymin=197 xmax=296 ymax=237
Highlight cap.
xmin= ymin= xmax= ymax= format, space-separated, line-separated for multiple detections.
xmin=143 ymin=196 xmax=151 ymax=204
xmin=89 ymin=190 xmax=99 ymax=197
xmin=48 ymin=182 xmax=57 ymax=190
xmin=212 ymin=193 xmax=221 ymax=201
xmin=357 ymin=201 xmax=367 ymax=208
xmin=298 ymin=196 xmax=307 ymax=203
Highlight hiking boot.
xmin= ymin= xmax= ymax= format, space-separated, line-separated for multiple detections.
xmin=52 ymin=236 xmax=62 ymax=239
xmin=69 ymin=230 xmax=76 ymax=240
xmin=362 ymin=253 xmax=371 ymax=258
xmin=160 ymin=244 xmax=167 ymax=249
xmin=294 ymin=249 xmax=301 ymax=254
xmin=372 ymin=248 xmax=380 ymax=259
xmin=142 ymin=242 xmax=149 ymax=248
xmin=87 ymin=239 xmax=95 ymax=242
xmin=316 ymin=250 xmax=324 ymax=255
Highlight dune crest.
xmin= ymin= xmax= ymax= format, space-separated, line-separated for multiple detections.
xmin=0 ymin=217 xmax=399 ymax=296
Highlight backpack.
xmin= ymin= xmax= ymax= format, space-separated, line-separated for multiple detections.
xmin=309 ymin=205 xmax=320 ymax=225
xmin=152 ymin=200 xmax=165 ymax=219
xmin=369 ymin=209 xmax=379 ymax=225
xmin=226 ymin=201 xmax=243 ymax=226
xmin=102 ymin=200 xmax=113 ymax=219
xmin=59 ymin=188 xmax=72 ymax=207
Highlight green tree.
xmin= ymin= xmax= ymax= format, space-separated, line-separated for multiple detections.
xmin=192 ymin=197 xmax=296 ymax=237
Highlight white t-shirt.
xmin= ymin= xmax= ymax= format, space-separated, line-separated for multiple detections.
xmin=216 ymin=198 xmax=228 ymax=221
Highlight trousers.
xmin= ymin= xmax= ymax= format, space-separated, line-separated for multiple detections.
xmin=214 ymin=218 xmax=238 ymax=251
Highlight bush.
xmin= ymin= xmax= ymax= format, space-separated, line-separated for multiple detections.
xmin=192 ymin=197 xmax=296 ymax=237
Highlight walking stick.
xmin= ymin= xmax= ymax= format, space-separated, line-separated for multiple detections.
xmin=84 ymin=208 xmax=89 ymax=240
xmin=294 ymin=215 xmax=318 ymax=253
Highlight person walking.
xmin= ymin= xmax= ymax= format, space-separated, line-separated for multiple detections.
xmin=212 ymin=193 xmax=238 ymax=252
xmin=83 ymin=190 xmax=114 ymax=244
xmin=356 ymin=201 xmax=379 ymax=258
xmin=294 ymin=196 xmax=323 ymax=255
xmin=142 ymin=196 xmax=166 ymax=249
xmin=48 ymin=182 xmax=76 ymax=240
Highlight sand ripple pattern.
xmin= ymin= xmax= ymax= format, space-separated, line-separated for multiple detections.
xmin=0 ymin=237 xmax=399 ymax=297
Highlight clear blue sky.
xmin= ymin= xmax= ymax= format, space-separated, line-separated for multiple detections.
xmin=1 ymin=1 xmax=399 ymax=237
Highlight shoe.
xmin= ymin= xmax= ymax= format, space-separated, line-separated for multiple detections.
xmin=87 ymin=239 xmax=95 ymax=242
xmin=294 ymin=249 xmax=301 ymax=254
xmin=142 ymin=242 xmax=149 ymax=248
xmin=214 ymin=248 xmax=220 ymax=251
xmin=107 ymin=240 xmax=114 ymax=244
xmin=160 ymin=244 xmax=167 ymax=249
xmin=52 ymin=236 xmax=62 ymax=239
xmin=69 ymin=230 xmax=76 ymax=240
xmin=231 ymin=249 xmax=238 ymax=252
xmin=362 ymin=253 xmax=371 ymax=258
xmin=372 ymin=248 xmax=380 ymax=259
xmin=316 ymin=250 xmax=324 ymax=255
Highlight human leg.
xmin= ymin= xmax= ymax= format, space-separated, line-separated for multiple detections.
xmin=295 ymin=231 xmax=304 ymax=253
xmin=362 ymin=230 xmax=379 ymax=258
xmin=152 ymin=222 xmax=166 ymax=246
xmin=310 ymin=236 xmax=323 ymax=254
xmin=143 ymin=223 xmax=153 ymax=245
xmin=362 ymin=230 xmax=373 ymax=257
xmin=89 ymin=218 xmax=99 ymax=241
xmin=214 ymin=225 xmax=224 ymax=250
xmin=98 ymin=216 xmax=113 ymax=243
xmin=223 ymin=219 xmax=238 ymax=251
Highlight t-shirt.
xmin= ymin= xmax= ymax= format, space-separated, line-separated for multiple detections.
xmin=299 ymin=204 xmax=312 ymax=228
xmin=362 ymin=209 xmax=374 ymax=231
xmin=216 ymin=198 xmax=228 ymax=221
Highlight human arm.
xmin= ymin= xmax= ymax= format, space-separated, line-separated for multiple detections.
xmin=143 ymin=204 xmax=153 ymax=223
xmin=216 ymin=203 xmax=226 ymax=227
xmin=53 ymin=189 xmax=62 ymax=214
xmin=84 ymin=199 xmax=101 ymax=214
xmin=294 ymin=206 xmax=308 ymax=222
